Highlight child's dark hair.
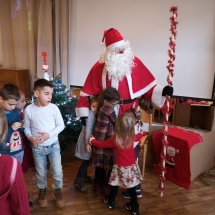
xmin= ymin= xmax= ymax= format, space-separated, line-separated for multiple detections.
xmin=90 ymin=96 xmax=99 ymax=105
xmin=0 ymin=83 xmax=20 ymax=101
xmin=34 ymin=78 xmax=53 ymax=90
xmin=99 ymin=87 xmax=120 ymax=107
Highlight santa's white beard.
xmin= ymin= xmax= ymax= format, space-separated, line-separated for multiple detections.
xmin=99 ymin=47 xmax=135 ymax=81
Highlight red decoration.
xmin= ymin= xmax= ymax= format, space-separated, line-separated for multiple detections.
xmin=42 ymin=52 xmax=47 ymax=62
xmin=158 ymin=6 xmax=178 ymax=197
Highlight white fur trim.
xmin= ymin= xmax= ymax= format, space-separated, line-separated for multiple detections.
xmin=102 ymin=68 xmax=107 ymax=90
xmin=75 ymin=107 xmax=89 ymax=117
xmin=114 ymin=104 xmax=120 ymax=117
xmin=111 ymin=76 xmax=119 ymax=90
xmin=80 ymin=91 xmax=91 ymax=96
xmin=106 ymin=40 xmax=126 ymax=50
xmin=151 ymin=85 xmax=166 ymax=108
xmin=126 ymin=74 xmax=157 ymax=99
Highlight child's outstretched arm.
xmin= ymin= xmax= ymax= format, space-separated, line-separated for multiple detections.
xmin=89 ymin=135 xmax=114 ymax=148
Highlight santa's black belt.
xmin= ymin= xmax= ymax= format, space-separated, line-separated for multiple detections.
xmin=119 ymin=98 xmax=136 ymax=105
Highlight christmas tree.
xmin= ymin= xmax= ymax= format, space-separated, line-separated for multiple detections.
xmin=49 ymin=74 xmax=82 ymax=151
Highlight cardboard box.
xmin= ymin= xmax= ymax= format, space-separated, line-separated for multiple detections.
xmin=146 ymin=125 xmax=215 ymax=181
xmin=174 ymin=103 xmax=215 ymax=131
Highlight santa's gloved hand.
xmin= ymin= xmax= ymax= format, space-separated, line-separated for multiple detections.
xmin=162 ymin=86 xmax=173 ymax=96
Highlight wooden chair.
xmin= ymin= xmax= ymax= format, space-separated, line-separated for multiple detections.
xmin=139 ymin=109 xmax=152 ymax=177
xmin=152 ymin=98 xmax=176 ymax=124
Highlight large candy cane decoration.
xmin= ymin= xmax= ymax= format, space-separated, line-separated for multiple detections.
xmin=158 ymin=6 xmax=178 ymax=197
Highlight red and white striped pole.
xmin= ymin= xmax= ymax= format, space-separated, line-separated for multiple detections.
xmin=158 ymin=6 xmax=178 ymax=197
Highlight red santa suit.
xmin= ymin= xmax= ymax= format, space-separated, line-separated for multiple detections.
xmin=76 ymin=28 xmax=166 ymax=117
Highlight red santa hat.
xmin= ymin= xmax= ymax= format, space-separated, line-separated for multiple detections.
xmin=101 ymin=28 xmax=125 ymax=50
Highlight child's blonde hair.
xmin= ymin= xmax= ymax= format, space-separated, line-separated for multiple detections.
xmin=0 ymin=107 xmax=8 ymax=143
xmin=114 ymin=113 xmax=135 ymax=149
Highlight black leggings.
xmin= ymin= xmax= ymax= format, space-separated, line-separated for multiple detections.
xmin=108 ymin=186 xmax=139 ymax=210
xmin=94 ymin=167 xmax=107 ymax=187
xmin=77 ymin=160 xmax=89 ymax=178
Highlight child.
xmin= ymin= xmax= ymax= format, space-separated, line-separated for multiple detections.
xmin=0 ymin=83 xmax=25 ymax=163
xmin=16 ymin=91 xmax=35 ymax=173
xmin=91 ymin=87 xmax=120 ymax=197
xmin=16 ymin=91 xmax=34 ymax=173
xmin=16 ymin=91 xmax=34 ymax=208
xmin=89 ymin=113 xmax=143 ymax=215
xmin=24 ymin=79 xmax=65 ymax=208
xmin=122 ymin=109 xmax=145 ymax=199
xmin=74 ymin=96 xmax=99 ymax=193
xmin=0 ymin=106 xmax=30 ymax=215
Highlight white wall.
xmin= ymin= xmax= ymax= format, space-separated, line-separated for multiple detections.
xmin=69 ymin=0 xmax=215 ymax=99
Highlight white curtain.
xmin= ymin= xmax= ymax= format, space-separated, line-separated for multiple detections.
xmin=0 ymin=0 xmax=71 ymax=88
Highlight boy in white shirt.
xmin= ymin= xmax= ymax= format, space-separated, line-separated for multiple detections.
xmin=24 ymin=79 xmax=65 ymax=208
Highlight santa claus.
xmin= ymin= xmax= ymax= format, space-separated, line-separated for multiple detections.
xmin=75 ymin=28 xmax=173 ymax=117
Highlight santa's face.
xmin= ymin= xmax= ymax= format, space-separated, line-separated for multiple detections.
xmin=99 ymin=41 xmax=134 ymax=81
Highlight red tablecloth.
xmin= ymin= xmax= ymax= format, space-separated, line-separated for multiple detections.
xmin=153 ymin=126 xmax=203 ymax=189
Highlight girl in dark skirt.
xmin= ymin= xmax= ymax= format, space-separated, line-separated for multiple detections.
xmin=90 ymin=87 xmax=120 ymax=197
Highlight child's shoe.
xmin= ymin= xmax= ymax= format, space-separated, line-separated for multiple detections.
xmin=104 ymin=196 xmax=115 ymax=210
xmin=121 ymin=189 xmax=142 ymax=199
xmin=74 ymin=176 xmax=87 ymax=193
xmin=53 ymin=188 xmax=65 ymax=209
xmin=125 ymin=202 xmax=140 ymax=215
xmin=29 ymin=201 xmax=33 ymax=208
xmin=38 ymin=188 xmax=48 ymax=208
xmin=135 ymin=185 xmax=142 ymax=198
xmin=83 ymin=175 xmax=93 ymax=183
xmin=121 ymin=191 xmax=131 ymax=199
xmin=136 ymin=189 xmax=142 ymax=198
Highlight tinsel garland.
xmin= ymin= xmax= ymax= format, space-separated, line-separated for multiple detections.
xmin=158 ymin=6 xmax=178 ymax=197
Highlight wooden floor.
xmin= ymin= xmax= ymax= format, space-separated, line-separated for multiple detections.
xmin=24 ymin=148 xmax=215 ymax=215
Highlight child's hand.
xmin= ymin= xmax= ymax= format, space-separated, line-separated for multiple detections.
xmin=11 ymin=122 xmax=22 ymax=130
xmin=86 ymin=143 xmax=91 ymax=152
xmin=89 ymin=135 xmax=95 ymax=144
xmin=29 ymin=136 xmax=39 ymax=146
xmin=36 ymin=132 xmax=50 ymax=144
xmin=20 ymin=120 xmax=26 ymax=128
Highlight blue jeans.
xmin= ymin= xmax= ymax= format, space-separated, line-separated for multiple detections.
xmin=31 ymin=141 xmax=63 ymax=190
xmin=12 ymin=150 xmax=24 ymax=164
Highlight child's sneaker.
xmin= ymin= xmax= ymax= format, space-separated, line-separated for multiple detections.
xmin=125 ymin=202 xmax=140 ymax=215
xmin=104 ymin=196 xmax=115 ymax=210
xmin=84 ymin=175 xmax=93 ymax=183
xmin=53 ymin=188 xmax=65 ymax=209
xmin=38 ymin=188 xmax=48 ymax=208
xmin=121 ymin=191 xmax=131 ymax=199
xmin=29 ymin=201 xmax=33 ymax=208
xmin=122 ymin=189 xmax=142 ymax=199
xmin=136 ymin=189 xmax=142 ymax=198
